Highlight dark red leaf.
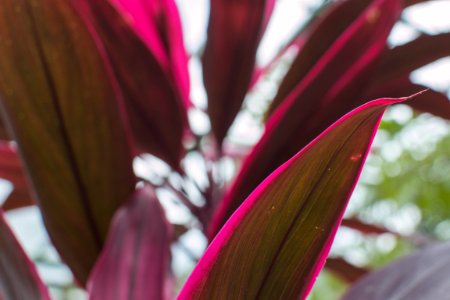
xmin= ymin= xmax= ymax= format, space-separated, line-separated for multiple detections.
xmin=0 ymin=0 xmax=136 ymax=284
xmin=75 ymin=0 xmax=188 ymax=168
xmin=0 ymin=210 xmax=50 ymax=299
xmin=325 ymin=257 xmax=369 ymax=283
xmin=88 ymin=186 xmax=172 ymax=300
xmin=180 ymin=97 xmax=404 ymax=299
xmin=203 ymin=0 xmax=275 ymax=144
xmin=209 ymin=0 xmax=401 ymax=238
xmin=343 ymin=242 xmax=450 ymax=300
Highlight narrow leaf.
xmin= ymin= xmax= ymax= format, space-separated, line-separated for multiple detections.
xmin=112 ymin=0 xmax=191 ymax=108
xmin=88 ymin=186 xmax=172 ymax=300
xmin=180 ymin=98 xmax=402 ymax=299
xmin=204 ymin=0 xmax=275 ymax=144
xmin=325 ymin=257 xmax=369 ymax=283
xmin=209 ymin=0 xmax=401 ymax=237
xmin=75 ymin=0 xmax=188 ymax=168
xmin=0 ymin=210 xmax=50 ymax=299
xmin=343 ymin=242 xmax=450 ymax=300
xmin=0 ymin=0 xmax=135 ymax=284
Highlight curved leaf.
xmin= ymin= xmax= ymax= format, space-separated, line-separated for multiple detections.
xmin=112 ymin=0 xmax=191 ymax=108
xmin=88 ymin=186 xmax=172 ymax=300
xmin=343 ymin=242 xmax=450 ymax=300
xmin=0 ymin=210 xmax=50 ymax=300
xmin=209 ymin=0 xmax=401 ymax=237
xmin=204 ymin=0 xmax=275 ymax=144
xmin=0 ymin=0 xmax=135 ymax=284
xmin=179 ymin=98 xmax=403 ymax=300
xmin=325 ymin=257 xmax=369 ymax=283
xmin=75 ymin=0 xmax=187 ymax=168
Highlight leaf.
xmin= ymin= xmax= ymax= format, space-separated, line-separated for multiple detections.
xmin=370 ymin=33 xmax=450 ymax=89
xmin=0 ymin=210 xmax=50 ymax=300
xmin=366 ymin=77 xmax=450 ymax=120
xmin=325 ymin=257 xmax=369 ymax=283
xmin=75 ymin=0 xmax=188 ymax=168
xmin=88 ymin=186 xmax=172 ymax=300
xmin=179 ymin=97 xmax=403 ymax=300
xmin=265 ymin=0 xmax=373 ymax=117
xmin=209 ymin=0 xmax=401 ymax=238
xmin=0 ymin=142 xmax=34 ymax=211
xmin=0 ymin=0 xmax=135 ymax=284
xmin=342 ymin=242 xmax=450 ymax=300
xmin=112 ymin=0 xmax=191 ymax=108
xmin=203 ymin=0 xmax=275 ymax=144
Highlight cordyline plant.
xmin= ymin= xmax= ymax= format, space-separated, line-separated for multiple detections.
xmin=0 ymin=0 xmax=449 ymax=299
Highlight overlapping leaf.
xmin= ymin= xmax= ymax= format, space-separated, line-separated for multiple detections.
xmin=343 ymin=242 xmax=450 ymax=300
xmin=0 ymin=142 xmax=34 ymax=211
xmin=209 ymin=0 xmax=401 ymax=237
xmin=112 ymin=0 xmax=190 ymax=108
xmin=0 ymin=0 xmax=135 ymax=284
xmin=75 ymin=0 xmax=188 ymax=168
xmin=203 ymin=0 xmax=275 ymax=144
xmin=180 ymin=98 xmax=402 ymax=299
xmin=88 ymin=186 xmax=172 ymax=300
xmin=0 ymin=210 xmax=50 ymax=299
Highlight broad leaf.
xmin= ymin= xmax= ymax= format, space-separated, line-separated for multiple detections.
xmin=209 ymin=0 xmax=401 ymax=237
xmin=204 ymin=0 xmax=275 ymax=144
xmin=343 ymin=242 xmax=450 ymax=300
xmin=0 ymin=210 xmax=50 ymax=299
xmin=0 ymin=0 xmax=135 ymax=284
xmin=75 ymin=0 xmax=188 ymax=168
xmin=179 ymin=97 xmax=403 ymax=299
xmin=88 ymin=186 xmax=172 ymax=300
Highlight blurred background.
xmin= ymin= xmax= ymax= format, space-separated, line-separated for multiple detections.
xmin=2 ymin=0 xmax=450 ymax=299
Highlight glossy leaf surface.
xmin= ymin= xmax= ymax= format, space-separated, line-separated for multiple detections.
xmin=0 ymin=0 xmax=135 ymax=284
xmin=343 ymin=242 xmax=450 ymax=300
xmin=76 ymin=0 xmax=187 ymax=168
xmin=88 ymin=186 xmax=172 ymax=300
xmin=180 ymin=98 xmax=401 ymax=300
xmin=209 ymin=0 xmax=401 ymax=237
xmin=0 ymin=210 xmax=50 ymax=300
xmin=204 ymin=0 xmax=275 ymax=144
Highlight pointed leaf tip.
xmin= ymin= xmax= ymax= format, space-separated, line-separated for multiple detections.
xmin=181 ymin=97 xmax=399 ymax=299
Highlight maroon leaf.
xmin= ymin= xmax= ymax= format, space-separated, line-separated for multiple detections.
xmin=179 ymin=97 xmax=403 ymax=299
xmin=265 ymin=0 xmax=373 ymax=117
xmin=203 ymin=0 xmax=275 ymax=144
xmin=75 ymin=0 xmax=188 ymax=168
xmin=343 ymin=242 xmax=450 ymax=300
xmin=0 ymin=142 xmax=34 ymax=211
xmin=325 ymin=257 xmax=369 ymax=283
xmin=0 ymin=210 xmax=50 ymax=299
xmin=0 ymin=0 xmax=136 ymax=284
xmin=112 ymin=0 xmax=191 ymax=108
xmin=88 ymin=186 xmax=172 ymax=300
xmin=366 ymin=78 xmax=450 ymax=120
xmin=209 ymin=0 xmax=401 ymax=238
xmin=371 ymin=33 xmax=450 ymax=89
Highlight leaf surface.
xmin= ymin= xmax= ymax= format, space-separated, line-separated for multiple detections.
xmin=180 ymin=98 xmax=402 ymax=300
xmin=209 ymin=0 xmax=401 ymax=237
xmin=0 ymin=210 xmax=50 ymax=300
xmin=75 ymin=0 xmax=188 ymax=168
xmin=0 ymin=0 xmax=135 ymax=284
xmin=88 ymin=186 xmax=172 ymax=300
xmin=203 ymin=0 xmax=275 ymax=144
xmin=343 ymin=242 xmax=450 ymax=300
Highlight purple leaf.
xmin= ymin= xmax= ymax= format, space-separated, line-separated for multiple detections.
xmin=0 ymin=210 xmax=50 ymax=299
xmin=209 ymin=0 xmax=401 ymax=238
xmin=203 ymin=0 xmax=275 ymax=144
xmin=343 ymin=242 xmax=450 ymax=300
xmin=179 ymin=97 xmax=405 ymax=299
xmin=0 ymin=0 xmax=136 ymax=284
xmin=88 ymin=186 xmax=172 ymax=300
